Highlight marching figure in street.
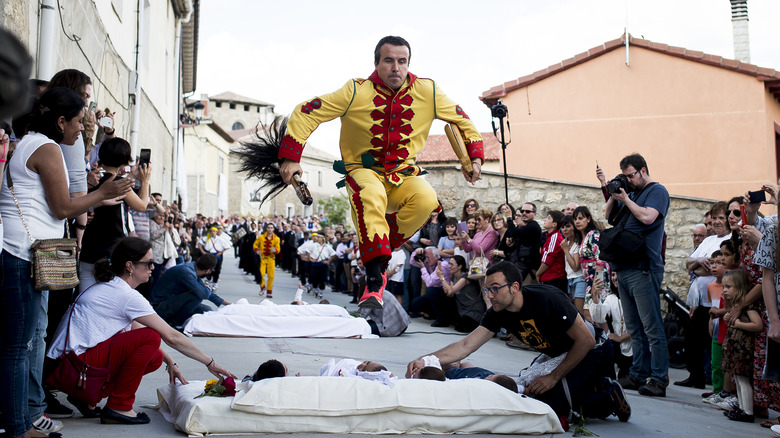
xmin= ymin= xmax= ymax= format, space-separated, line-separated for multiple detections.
xmin=253 ymin=222 xmax=281 ymax=298
xmin=279 ymin=36 xmax=484 ymax=308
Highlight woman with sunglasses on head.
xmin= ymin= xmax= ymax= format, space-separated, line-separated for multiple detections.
xmin=46 ymin=237 xmax=236 ymax=426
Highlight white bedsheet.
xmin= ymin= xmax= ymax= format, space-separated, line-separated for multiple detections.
xmin=182 ymin=300 xmax=374 ymax=338
xmin=155 ymin=377 xmax=563 ymax=436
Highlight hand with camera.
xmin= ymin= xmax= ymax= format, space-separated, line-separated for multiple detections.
xmin=99 ymin=107 xmax=116 ymax=136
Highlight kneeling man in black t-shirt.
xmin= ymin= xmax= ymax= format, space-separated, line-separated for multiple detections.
xmin=406 ymin=261 xmax=631 ymax=425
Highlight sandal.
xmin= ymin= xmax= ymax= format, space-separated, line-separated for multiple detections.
xmin=762 ymin=417 xmax=780 ymax=428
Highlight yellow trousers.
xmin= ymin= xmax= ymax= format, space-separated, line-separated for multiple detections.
xmin=345 ymin=169 xmax=440 ymax=265
xmin=260 ymin=257 xmax=276 ymax=291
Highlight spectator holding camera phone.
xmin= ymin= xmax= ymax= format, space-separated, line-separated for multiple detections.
xmin=600 ymin=153 xmax=670 ymax=397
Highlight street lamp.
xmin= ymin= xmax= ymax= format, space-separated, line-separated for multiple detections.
xmin=193 ymin=101 xmax=204 ymax=122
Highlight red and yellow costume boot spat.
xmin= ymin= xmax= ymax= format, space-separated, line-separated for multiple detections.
xmin=253 ymin=231 xmax=280 ymax=298
xmin=280 ymin=71 xmax=483 ymax=308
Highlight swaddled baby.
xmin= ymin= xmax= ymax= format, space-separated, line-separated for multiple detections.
xmin=320 ymin=358 xmax=397 ymax=387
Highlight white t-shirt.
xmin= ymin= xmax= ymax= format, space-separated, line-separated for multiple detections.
xmin=307 ymin=242 xmax=335 ymax=262
xmin=387 ymin=249 xmax=406 ymax=282
xmin=565 ymin=242 xmax=583 ymax=279
xmin=47 ymin=277 xmax=156 ymax=358
xmin=590 ymin=293 xmax=632 ymax=357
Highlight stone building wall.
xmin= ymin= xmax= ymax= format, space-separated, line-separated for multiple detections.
xmin=425 ymin=166 xmax=716 ymax=297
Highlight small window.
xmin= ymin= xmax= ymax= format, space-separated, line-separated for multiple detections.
xmin=229 ymin=103 xmax=236 ymax=109
xmin=232 ymin=121 xmax=244 ymax=130
xmin=215 ymin=102 xmax=222 ymax=108
xmin=318 ymin=171 xmax=322 ymax=187
xmin=257 ymin=106 xmax=261 ymax=113
xmin=244 ymin=105 xmax=250 ymax=111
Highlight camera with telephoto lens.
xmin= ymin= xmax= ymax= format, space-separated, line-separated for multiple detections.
xmin=491 ymin=99 xmax=508 ymax=118
xmin=606 ymin=174 xmax=630 ymax=194
xmin=414 ymin=251 xmax=426 ymax=264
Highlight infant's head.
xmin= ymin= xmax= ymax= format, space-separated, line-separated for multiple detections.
xmin=485 ymin=374 xmax=518 ymax=393
xmin=356 ymin=360 xmax=387 ymax=372
xmin=414 ymin=366 xmax=446 ymax=381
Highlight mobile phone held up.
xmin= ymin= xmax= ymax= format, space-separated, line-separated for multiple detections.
xmin=98 ymin=117 xmax=113 ymax=128
xmin=748 ymin=190 xmax=766 ymax=204
xmin=88 ymin=101 xmax=97 ymax=113
xmin=139 ymin=148 xmax=151 ymax=168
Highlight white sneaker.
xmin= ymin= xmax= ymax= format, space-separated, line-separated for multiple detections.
xmin=33 ymin=414 xmax=63 ymax=433
xmin=702 ymin=393 xmax=724 ymax=406
xmin=713 ymin=396 xmax=738 ymax=411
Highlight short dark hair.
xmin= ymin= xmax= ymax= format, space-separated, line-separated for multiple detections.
xmin=374 ymin=36 xmax=411 ymax=64
xmin=151 ymin=192 xmax=162 ymax=198
xmin=522 ymin=202 xmax=537 ymax=213
xmin=94 ymin=237 xmax=152 ymax=282
xmin=417 ymin=366 xmax=445 ymax=381
xmin=711 ymin=250 xmax=722 ymax=258
xmin=252 ymin=359 xmax=286 ymax=381
xmin=196 ymin=253 xmax=217 ymax=271
xmin=485 ymin=261 xmax=523 ymax=288
xmin=99 ymin=137 xmax=132 ymax=167
xmin=546 ymin=210 xmax=564 ymax=230
xmin=490 ymin=375 xmax=519 ymax=393
xmin=27 ymin=87 xmax=84 ymax=143
xmin=619 ymin=153 xmax=648 ymax=175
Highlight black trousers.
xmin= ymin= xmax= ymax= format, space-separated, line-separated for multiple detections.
xmin=684 ymin=305 xmax=711 ymax=382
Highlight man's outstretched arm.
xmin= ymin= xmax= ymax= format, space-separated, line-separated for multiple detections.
xmin=406 ymin=326 xmax=494 ymax=377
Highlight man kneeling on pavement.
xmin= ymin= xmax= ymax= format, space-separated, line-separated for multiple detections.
xmin=150 ymin=253 xmax=231 ymax=327
xmin=406 ymin=261 xmax=631 ymax=425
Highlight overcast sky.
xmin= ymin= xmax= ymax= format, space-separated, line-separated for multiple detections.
xmin=196 ymin=0 xmax=780 ymax=156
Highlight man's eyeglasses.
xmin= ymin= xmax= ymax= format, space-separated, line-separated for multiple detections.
xmin=133 ymin=260 xmax=154 ymax=268
xmin=519 ymin=209 xmax=534 ymax=214
xmin=727 ymin=209 xmax=741 ymax=217
xmin=482 ymin=283 xmax=511 ymax=295
xmin=624 ymin=170 xmax=639 ymax=178
xmin=693 ymin=233 xmax=706 ymax=239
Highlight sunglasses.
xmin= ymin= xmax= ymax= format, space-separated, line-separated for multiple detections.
xmin=466 ymin=204 xmax=476 ymax=208
xmin=520 ymin=209 xmax=534 ymax=214
xmin=727 ymin=209 xmax=742 ymax=217
xmin=133 ymin=260 xmax=154 ymax=268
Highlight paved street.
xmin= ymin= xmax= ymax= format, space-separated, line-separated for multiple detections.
xmin=54 ymin=252 xmax=777 ymax=437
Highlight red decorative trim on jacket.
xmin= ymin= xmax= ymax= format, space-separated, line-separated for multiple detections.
xmin=300 ymin=98 xmax=322 ymax=114
xmin=345 ymin=174 xmax=370 ymax=246
xmin=456 ymin=105 xmax=471 ymax=120
xmin=279 ymin=135 xmax=304 ymax=162
xmin=466 ymin=139 xmax=485 ymax=162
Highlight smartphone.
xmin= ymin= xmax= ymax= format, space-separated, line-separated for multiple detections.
xmin=167 ymin=216 xmax=173 ymax=224
xmin=457 ymin=221 xmax=469 ymax=234
xmin=99 ymin=117 xmax=113 ymax=128
xmin=139 ymin=148 xmax=151 ymax=167
xmin=88 ymin=101 xmax=97 ymax=113
xmin=740 ymin=204 xmax=748 ymax=228
xmin=748 ymin=190 xmax=766 ymax=204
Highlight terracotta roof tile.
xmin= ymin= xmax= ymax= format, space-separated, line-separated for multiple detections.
xmin=417 ymin=132 xmax=500 ymax=163
xmin=481 ymin=35 xmax=780 ymax=106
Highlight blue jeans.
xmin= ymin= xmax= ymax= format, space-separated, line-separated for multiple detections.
xmin=0 ymin=250 xmax=41 ymax=436
xmin=28 ymin=290 xmax=49 ymax=421
xmin=616 ymin=269 xmax=669 ymax=385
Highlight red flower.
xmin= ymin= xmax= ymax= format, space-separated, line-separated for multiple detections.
xmin=223 ymin=377 xmax=236 ymax=396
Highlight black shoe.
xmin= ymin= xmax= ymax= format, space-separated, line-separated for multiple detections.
xmin=44 ymin=392 xmax=74 ymax=419
xmin=673 ymin=376 xmax=705 ymax=389
xmin=67 ymin=394 xmax=101 ymax=418
xmin=606 ymin=378 xmax=631 ymax=422
xmin=637 ymin=379 xmax=667 ymax=397
xmin=616 ymin=374 xmax=644 ymax=391
xmin=100 ymin=408 xmax=151 ymax=424
xmin=431 ymin=320 xmax=449 ymax=328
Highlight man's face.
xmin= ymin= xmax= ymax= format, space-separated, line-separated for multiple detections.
xmin=704 ymin=215 xmax=714 ymax=236
xmin=265 ymin=224 xmax=274 ymax=235
xmin=519 ymin=204 xmax=536 ymax=222
xmin=154 ymin=195 xmax=163 ymax=204
xmin=563 ymin=203 xmax=577 ymax=216
xmin=692 ymin=225 xmax=706 ymax=249
xmin=374 ymin=44 xmax=409 ymax=91
xmin=622 ymin=165 xmax=646 ymax=191
xmin=484 ymin=272 xmax=517 ymax=312
xmin=424 ymin=249 xmax=437 ymax=266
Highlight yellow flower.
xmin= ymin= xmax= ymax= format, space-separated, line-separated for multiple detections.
xmin=205 ymin=379 xmax=218 ymax=387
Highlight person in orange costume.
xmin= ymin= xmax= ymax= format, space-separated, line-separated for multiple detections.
xmin=279 ymin=36 xmax=483 ymax=309
xmin=253 ymin=222 xmax=280 ymax=298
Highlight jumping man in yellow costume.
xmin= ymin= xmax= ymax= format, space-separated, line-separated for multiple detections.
xmin=280 ymin=36 xmax=483 ymax=308
xmin=253 ymin=222 xmax=280 ymax=298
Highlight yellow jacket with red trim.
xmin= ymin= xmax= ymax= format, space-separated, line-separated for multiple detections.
xmin=279 ymin=71 xmax=483 ymax=186
xmin=253 ymin=233 xmax=281 ymax=259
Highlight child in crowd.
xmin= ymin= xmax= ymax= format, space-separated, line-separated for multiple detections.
xmin=386 ymin=248 xmax=406 ymax=304
xmin=437 ymin=218 xmax=458 ymax=261
xmin=592 ymin=271 xmax=632 ymax=378
xmin=537 ymin=210 xmax=567 ymax=293
xmin=721 ymin=269 xmax=763 ymax=422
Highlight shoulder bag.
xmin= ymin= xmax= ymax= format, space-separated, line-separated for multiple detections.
xmin=6 ymin=157 xmax=79 ymax=290
xmin=599 ymin=183 xmax=658 ymax=264
xmin=468 ymin=246 xmax=489 ymax=280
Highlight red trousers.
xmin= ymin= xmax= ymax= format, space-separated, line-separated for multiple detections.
xmin=80 ymin=327 xmax=163 ymax=411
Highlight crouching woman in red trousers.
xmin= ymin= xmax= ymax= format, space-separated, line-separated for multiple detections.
xmin=46 ymin=237 xmax=235 ymax=425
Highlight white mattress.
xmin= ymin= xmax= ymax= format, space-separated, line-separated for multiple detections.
xmin=155 ymin=377 xmax=564 ymax=436
xmin=182 ymin=300 xmax=374 ymax=338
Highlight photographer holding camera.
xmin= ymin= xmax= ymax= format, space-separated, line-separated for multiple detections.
xmin=599 ymin=154 xmax=670 ymax=397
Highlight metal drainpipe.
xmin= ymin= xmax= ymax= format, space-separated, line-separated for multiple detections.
xmin=173 ymin=4 xmax=193 ymax=203
xmin=129 ymin=0 xmax=144 ymax=159
xmin=37 ymin=0 xmax=57 ymax=80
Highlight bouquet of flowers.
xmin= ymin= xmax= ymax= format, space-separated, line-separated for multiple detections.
xmin=195 ymin=377 xmax=236 ymax=398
